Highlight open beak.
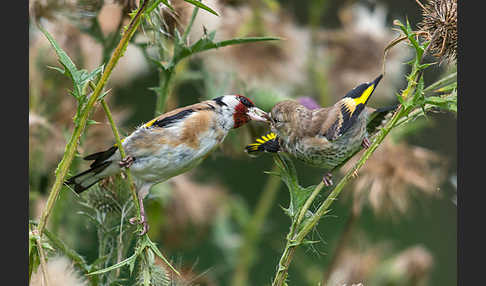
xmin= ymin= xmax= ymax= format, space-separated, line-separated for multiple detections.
xmin=247 ymin=107 xmax=270 ymax=122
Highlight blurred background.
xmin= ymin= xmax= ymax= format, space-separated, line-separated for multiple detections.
xmin=29 ymin=0 xmax=456 ymax=285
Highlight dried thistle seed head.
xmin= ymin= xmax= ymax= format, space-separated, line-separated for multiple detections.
xmin=30 ymin=256 xmax=88 ymax=286
xmin=417 ymin=0 xmax=457 ymax=64
xmin=326 ymin=241 xmax=385 ymax=286
xmin=390 ymin=245 xmax=434 ymax=282
xmin=342 ymin=138 xmax=448 ymax=217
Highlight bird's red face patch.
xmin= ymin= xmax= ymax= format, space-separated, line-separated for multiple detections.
xmin=233 ymin=95 xmax=254 ymax=128
xmin=233 ymin=103 xmax=250 ymax=128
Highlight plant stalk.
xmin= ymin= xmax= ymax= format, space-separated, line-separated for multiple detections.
xmin=37 ymin=0 xmax=148 ymax=237
xmin=33 ymin=1 xmax=148 ymax=281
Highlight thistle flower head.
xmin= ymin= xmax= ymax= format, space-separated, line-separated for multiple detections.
xmin=417 ymin=0 xmax=457 ymax=63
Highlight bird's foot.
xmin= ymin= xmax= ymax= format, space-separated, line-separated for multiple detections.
xmin=361 ymin=137 xmax=371 ymax=149
xmin=322 ymin=173 xmax=333 ymax=186
xmin=119 ymin=156 xmax=135 ymax=168
xmin=129 ymin=215 xmax=149 ymax=236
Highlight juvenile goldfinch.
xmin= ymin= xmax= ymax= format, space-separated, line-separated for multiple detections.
xmin=246 ymin=75 xmax=396 ymax=186
xmin=66 ymin=95 xmax=267 ymax=234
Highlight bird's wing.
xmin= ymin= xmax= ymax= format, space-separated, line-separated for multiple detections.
xmin=308 ymin=105 xmax=343 ymax=140
xmin=143 ymin=101 xmax=217 ymax=129
xmin=366 ymin=104 xmax=399 ymax=135
xmin=245 ymin=132 xmax=280 ymax=154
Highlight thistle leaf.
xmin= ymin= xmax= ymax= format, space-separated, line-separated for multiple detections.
xmin=273 ymin=154 xmax=317 ymax=218
xmin=183 ymin=0 xmax=219 ymax=16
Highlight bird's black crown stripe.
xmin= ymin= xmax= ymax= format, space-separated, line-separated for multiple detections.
xmin=344 ymin=83 xmax=369 ymax=99
xmin=213 ymin=96 xmax=227 ymax=106
xmin=152 ymin=109 xmax=195 ymax=128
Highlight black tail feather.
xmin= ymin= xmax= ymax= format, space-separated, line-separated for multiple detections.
xmin=65 ymin=161 xmax=112 ymax=194
xmin=84 ymin=146 xmax=118 ymax=168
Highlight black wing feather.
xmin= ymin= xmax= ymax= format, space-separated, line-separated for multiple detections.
xmin=150 ymin=109 xmax=195 ymax=128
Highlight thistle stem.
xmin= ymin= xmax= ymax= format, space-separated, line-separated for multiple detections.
xmin=33 ymin=1 xmax=149 ymax=281
xmin=98 ymin=96 xmax=141 ymax=220
xmin=37 ymin=0 xmax=148 ymax=237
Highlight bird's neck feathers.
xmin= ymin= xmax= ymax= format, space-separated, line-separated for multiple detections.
xmin=214 ymin=95 xmax=250 ymax=129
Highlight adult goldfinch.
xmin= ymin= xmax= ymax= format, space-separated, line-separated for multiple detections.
xmin=246 ymin=75 xmax=396 ymax=186
xmin=66 ymin=95 xmax=267 ymax=234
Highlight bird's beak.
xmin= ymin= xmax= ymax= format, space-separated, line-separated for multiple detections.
xmin=247 ymin=107 xmax=269 ymax=122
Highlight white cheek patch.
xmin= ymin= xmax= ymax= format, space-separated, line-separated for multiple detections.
xmin=221 ymin=95 xmax=240 ymax=109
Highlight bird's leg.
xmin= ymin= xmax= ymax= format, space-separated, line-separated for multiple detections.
xmin=361 ymin=137 xmax=371 ymax=149
xmin=119 ymin=156 xmax=135 ymax=168
xmin=322 ymin=173 xmax=333 ymax=186
xmin=129 ymin=184 xmax=150 ymax=235
xmin=129 ymin=195 xmax=150 ymax=235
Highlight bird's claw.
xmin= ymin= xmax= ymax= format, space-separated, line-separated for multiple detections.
xmin=322 ymin=173 xmax=333 ymax=186
xmin=119 ymin=156 xmax=135 ymax=168
xmin=362 ymin=137 xmax=371 ymax=149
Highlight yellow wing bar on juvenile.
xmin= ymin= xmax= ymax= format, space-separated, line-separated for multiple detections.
xmin=245 ymin=132 xmax=280 ymax=153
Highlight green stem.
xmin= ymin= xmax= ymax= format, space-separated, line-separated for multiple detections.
xmin=272 ymin=220 xmax=299 ymax=286
xmin=37 ymin=0 xmax=148 ymax=237
xmin=33 ymin=1 xmax=149 ymax=281
xmin=182 ymin=5 xmax=200 ymax=43
xmin=423 ymin=71 xmax=457 ymax=93
xmin=296 ymin=106 xmax=405 ymax=243
xmin=154 ymin=4 xmax=199 ymax=116
xmin=271 ymin=63 xmax=425 ymax=284
xmin=99 ymin=97 xmax=141 ymax=218
xmin=231 ymin=166 xmax=282 ymax=286
xmin=43 ymin=227 xmax=89 ymax=272
xmin=155 ymin=68 xmax=174 ymax=116
xmin=295 ymin=181 xmax=325 ymax=227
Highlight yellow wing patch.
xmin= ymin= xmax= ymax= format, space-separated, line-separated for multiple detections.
xmin=144 ymin=118 xmax=158 ymax=128
xmin=246 ymin=133 xmax=277 ymax=152
xmin=341 ymin=98 xmax=357 ymax=115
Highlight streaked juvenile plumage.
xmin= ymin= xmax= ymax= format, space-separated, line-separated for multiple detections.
xmin=246 ymin=75 xmax=395 ymax=185
xmin=66 ymin=95 xmax=267 ymax=234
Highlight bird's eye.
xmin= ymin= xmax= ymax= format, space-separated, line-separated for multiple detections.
xmin=238 ymin=96 xmax=254 ymax=108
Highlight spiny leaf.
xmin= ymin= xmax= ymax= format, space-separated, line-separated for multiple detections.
xmin=146 ymin=0 xmax=175 ymax=15
xmin=424 ymin=72 xmax=457 ymax=92
xmin=146 ymin=237 xmax=180 ymax=275
xmin=38 ymin=25 xmax=84 ymax=99
xmin=38 ymin=25 xmax=78 ymax=76
xmin=87 ymin=255 xmax=110 ymax=272
xmin=273 ymin=154 xmax=318 ymax=218
xmin=183 ymin=0 xmax=219 ymax=16
xmin=173 ymin=34 xmax=281 ymax=63
xmin=87 ymin=253 xmax=137 ymax=275
xmin=425 ymin=93 xmax=457 ymax=112
xmin=434 ymin=82 xmax=457 ymax=93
